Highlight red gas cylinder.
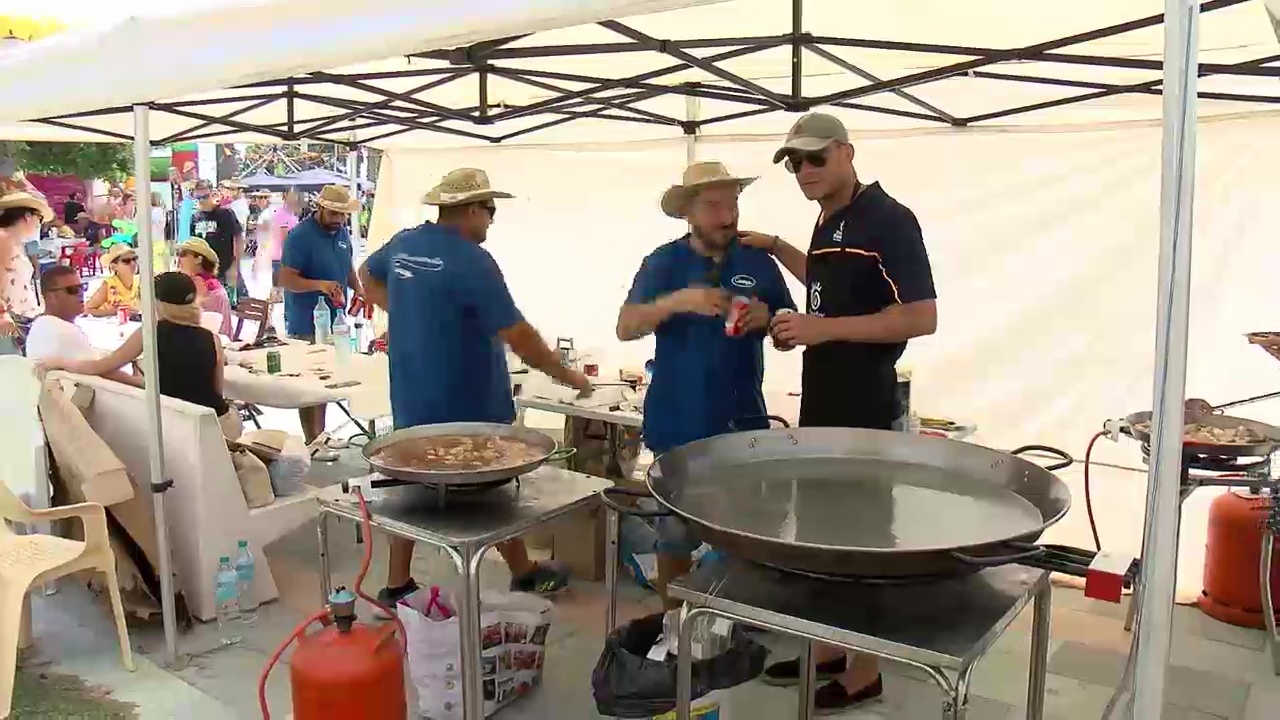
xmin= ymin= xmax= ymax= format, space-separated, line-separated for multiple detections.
xmin=288 ymin=589 xmax=406 ymax=720
xmin=1197 ymin=490 xmax=1280 ymax=629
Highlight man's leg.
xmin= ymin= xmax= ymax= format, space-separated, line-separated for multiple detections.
xmin=655 ymin=553 xmax=693 ymax=611
xmin=374 ymin=536 xmax=419 ymax=619
xmin=300 ymin=404 xmax=340 ymax=461
xmin=653 ymin=516 xmax=698 ymax=610
xmin=499 ymin=539 xmax=570 ymax=594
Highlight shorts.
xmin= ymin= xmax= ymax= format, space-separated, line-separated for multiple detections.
xmin=289 ymin=333 xmax=315 ymax=343
xmin=271 ymin=260 xmax=282 ymax=285
xmin=655 ymin=515 xmax=700 ymax=556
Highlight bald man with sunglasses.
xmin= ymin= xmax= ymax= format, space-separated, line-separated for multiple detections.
xmin=739 ymin=113 xmax=938 ymax=713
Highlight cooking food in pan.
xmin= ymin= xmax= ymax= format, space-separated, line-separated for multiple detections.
xmin=371 ymin=435 xmax=546 ymax=472
xmin=1245 ymin=331 xmax=1280 ymax=346
xmin=1132 ymin=421 xmax=1265 ymax=445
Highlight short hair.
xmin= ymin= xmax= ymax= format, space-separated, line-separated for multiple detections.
xmin=39 ymin=265 xmax=79 ymax=294
xmin=0 ymin=207 xmax=40 ymax=230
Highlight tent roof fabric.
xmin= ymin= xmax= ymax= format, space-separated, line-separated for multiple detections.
xmin=0 ymin=0 xmax=1276 ymax=147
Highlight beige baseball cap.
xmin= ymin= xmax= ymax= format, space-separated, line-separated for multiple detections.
xmin=772 ymin=113 xmax=849 ymax=164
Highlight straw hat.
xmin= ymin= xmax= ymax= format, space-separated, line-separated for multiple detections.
xmin=314 ymin=184 xmax=361 ymax=214
xmin=176 ymin=238 xmax=220 ymax=274
xmin=660 ymin=161 xmax=756 ymax=219
xmin=101 ymin=243 xmax=138 ymax=267
xmin=219 ymin=178 xmax=246 ymax=190
xmin=422 ymin=168 xmax=513 ymax=207
xmin=0 ymin=177 xmax=53 ymax=223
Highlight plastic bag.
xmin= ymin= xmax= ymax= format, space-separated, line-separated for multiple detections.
xmin=266 ymin=434 xmax=310 ymax=496
xmin=591 ymin=612 xmax=766 ymax=718
xmin=230 ymin=447 xmax=274 ymax=509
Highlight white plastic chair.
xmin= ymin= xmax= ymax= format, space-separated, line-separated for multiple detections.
xmin=0 ymin=482 xmax=134 ymax=717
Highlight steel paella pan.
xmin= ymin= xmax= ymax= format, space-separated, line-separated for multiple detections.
xmin=602 ymin=418 xmax=1083 ymax=579
xmin=364 ymin=422 xmax=576 ymax=486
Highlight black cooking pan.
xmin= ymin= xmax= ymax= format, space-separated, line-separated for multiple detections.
xmin=602 ymin=421 xmax=1087 ymax=579
xmin=1124 ymin=398 xmax=1280 ymax=458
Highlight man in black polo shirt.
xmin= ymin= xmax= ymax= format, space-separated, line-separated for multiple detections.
xmin=741 ymin=112 xmax=937 ymax=713
xmin=190 ymin=179 xmax=244 ymax=299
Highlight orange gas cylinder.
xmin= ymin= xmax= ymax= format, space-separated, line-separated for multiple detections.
xmin=1196 ymin=490 xmax=1280 ymax=629
xmin=285 ymin=589 xmax=406 ymax=720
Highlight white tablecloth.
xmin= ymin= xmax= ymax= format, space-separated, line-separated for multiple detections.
xmin=225 ymin=341 xmax=390 ymax=412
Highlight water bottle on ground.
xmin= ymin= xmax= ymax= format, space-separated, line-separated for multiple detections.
xmin=213 ymin=556 xmax=242 ymax=645
xmin=332 ymin=311 xmax=351 ymax=367
xmin=233 ymin=540 xmax=258 ymax=626
xmin=313 ymin=297 xmax=331 ymax=345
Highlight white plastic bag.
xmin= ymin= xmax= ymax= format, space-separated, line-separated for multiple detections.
xmin=266 ymin=434 xmax=310 ymax=496
xmin=397 ymin=586 xmax=552 ymax=719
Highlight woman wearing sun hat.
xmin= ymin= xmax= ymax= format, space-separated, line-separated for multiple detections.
xmin=175 ymin=238 xmax=233 ymax=335
xmin=84 ymin=244 xmax=142 ymax=317
xmin=0 ymin=176 xmax=53 ymax=354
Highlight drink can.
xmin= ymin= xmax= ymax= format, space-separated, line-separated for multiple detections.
xmin=266 ymin=350 xmax=281 ymax=375
xmin=724 ymin=295 xmax=751 ymax=337
xmin=116 ymin=305 xmax=129 ymax=325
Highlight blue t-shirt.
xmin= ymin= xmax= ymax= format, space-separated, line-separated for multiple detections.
xmin=626 ymin=237 xmax=795 ymax=454
xmin=364 ymin=223 xmax=523 ymax=429
xmin=281 ymin=216 xmax=354 ymax=337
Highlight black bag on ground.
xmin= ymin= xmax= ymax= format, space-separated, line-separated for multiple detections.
xmin=591 ymin=611 xmax=767 ymax=718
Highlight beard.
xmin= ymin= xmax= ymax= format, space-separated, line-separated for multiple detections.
xmin=692 ymin=222 xmax=737 ymax=249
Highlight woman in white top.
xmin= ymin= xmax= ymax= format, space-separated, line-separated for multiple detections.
xmin=0 ymin=178 xmax=52 ymax=354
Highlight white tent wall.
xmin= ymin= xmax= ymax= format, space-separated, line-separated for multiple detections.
xmin=368 ymin=109 xmax=1280 ymax=462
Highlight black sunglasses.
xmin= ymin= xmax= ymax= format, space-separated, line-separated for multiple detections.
xmin=481 ymin=203 xmax=496 ymax=219
xmin=783 ymin=150 xmax=829 ymax=174
xmin=48 ymin=282 xmax=87 ymax=296
xmin=114 ymin=256 xmax=138 ymax=265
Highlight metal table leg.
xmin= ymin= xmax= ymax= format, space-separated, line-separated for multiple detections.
xmin=676 ymin=606 xmax=705 ymax=720
xmin=1026 ymin=579 xmax=1051 ymax=720
xmin=457 ymin=544 xmax=487 ymax=720
xmin=797 ymin=642 xmax=816 ymax=720
xmin=948 ymin=670 xmax=973 ymax=720
xmin=317 ymin=511 xmax=332 ymax=604
xmin=1260 ymin=531 xmax=1279 ymax=676
xmin=604 ymin=504 xmax=619 ymax=633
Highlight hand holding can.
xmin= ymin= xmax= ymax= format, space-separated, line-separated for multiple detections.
xmin=771 ymin=308 xmax=797 ymax=350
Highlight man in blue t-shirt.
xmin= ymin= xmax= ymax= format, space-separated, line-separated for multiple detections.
xmin=360 ymin=168 xmax=593 ymax=607
xmin=616 ymin=161 xmax=795 ymax=608
xmin=279 ymin=185 xmax=366 ymax=458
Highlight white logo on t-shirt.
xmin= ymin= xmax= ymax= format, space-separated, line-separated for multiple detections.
xmin=730 ymin=274 xmax=756 ymax=289
xmin=832 ymin=221 xmax=844 ymax=244
xmin=338 ymin=241 xmax=349 ymax=250
xmin=392 ymin=254 xmax=444 ymax=278
xmin=809 ymin=281 xmax=823 ymax=316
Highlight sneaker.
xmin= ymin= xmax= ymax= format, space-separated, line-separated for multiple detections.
xmin=813 ymin=676 xmax=884 ymax=715
xmin=510 ymin=562 xmax=570 ymax=595
xmin=761 ymin=655 xmax=847 ymax=687
xmin=372 ymin=579 xmax=419 ymax=620
xmin=312 ymin=447 xmax=341 ymax=462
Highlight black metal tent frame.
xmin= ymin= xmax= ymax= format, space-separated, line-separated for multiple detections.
xmin=37 ymin=0 xmax=1280 ymax=147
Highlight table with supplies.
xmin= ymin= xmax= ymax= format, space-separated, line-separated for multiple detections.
xmin=316 ymin=467 xmax=619 ymax=720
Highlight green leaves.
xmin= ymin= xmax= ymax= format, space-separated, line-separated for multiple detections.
xmin=6 ymin=142 xmax=133 ymax=181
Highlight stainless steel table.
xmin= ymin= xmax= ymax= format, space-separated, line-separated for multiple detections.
xmin=669 ymin=560 xmax=1051 ymax=720
xmin=317 ymin=466 xmax=621 ymax=720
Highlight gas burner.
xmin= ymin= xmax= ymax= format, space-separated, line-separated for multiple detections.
xmin=754 ymin=561 xmax=960 ymax=585
xmin=1138 ymin=443 xmax=1271 ymax=475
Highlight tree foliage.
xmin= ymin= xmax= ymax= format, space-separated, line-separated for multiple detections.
xmin=8 ymin=142 xmax=133 ymax=181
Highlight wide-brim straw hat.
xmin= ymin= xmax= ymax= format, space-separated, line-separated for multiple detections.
xmin=660 ymin=161 xmax=757 ymax=219
xmin=176 ymin=238 xmax=220 ymax=274
xmin=0 ymin=177 xmax=53 ymax=223
xmin=219 ymin=178 xmax=247 ymax=190
xmin=314 ymin=184 xmax=361 ymax=214
xmin=422 ymin=168 xmax=513 ymax=207
xmin=101 ymin=243 xmax=139 ymax=267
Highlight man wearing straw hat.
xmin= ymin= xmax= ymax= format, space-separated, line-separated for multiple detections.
xmin=359 ymin=168 xmax=593 ymax=607
xmin=616 ymin=161 xmax=795 ymax=608
xmin=279 ymin=184 xmax=366 ymax=458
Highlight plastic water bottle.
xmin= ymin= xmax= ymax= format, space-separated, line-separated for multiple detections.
xmin=313 ymin=297 xmax=331 ymax=345
xmin=233 ymin=540 xmax=258 ymax=626
xmin=213 ymin=556 xmax=242 ymax=645
xmin=332 ymin=311 xmax=351 ymax=367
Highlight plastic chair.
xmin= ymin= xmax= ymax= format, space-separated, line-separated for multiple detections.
xmin=0 ymin=482 xmax=134 ymax=717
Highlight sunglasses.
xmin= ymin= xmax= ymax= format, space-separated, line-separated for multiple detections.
xmin=481 ymin=204 xmax=497 ymax=219
xmin=114 ymin=256 xmax=138 ymax=265
xmin=783 ymin=150 xmax=829 ymax=174
xmin=48 ymin=283 xmax=87 ymax=296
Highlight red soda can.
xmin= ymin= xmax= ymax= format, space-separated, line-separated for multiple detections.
xmin=116 ymin=305 xmax=130 ymax=325
xmin=725 ymin=295 xmax=751 ymax=337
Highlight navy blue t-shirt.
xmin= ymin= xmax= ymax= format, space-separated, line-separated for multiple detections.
xmin=365 ymin=223 xmax=522 ymax=429
xmin=626 ymin=237 xmax=795 ymax=454
xmin=281 ymin=216 xmax=354 ymax=337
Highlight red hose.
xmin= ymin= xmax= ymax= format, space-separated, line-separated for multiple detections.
xmin=258 ymin=487 xmax=406 ymax=719
xmin=1083 ymin=431 xmax=1105 ymax=551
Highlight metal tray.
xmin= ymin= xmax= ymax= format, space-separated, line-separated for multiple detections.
xmin=363 ymin=422 xmax=574 ymax=487
xmin=1125 ymin=402 xmax=1280 ymax=458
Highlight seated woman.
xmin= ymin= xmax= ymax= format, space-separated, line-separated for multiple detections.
xmin=175 ymin=238 xmax=232 ymax=335
xmin=84 ymin=244 xmax=141 ymax=317
xmin=40 ymin=272 xmax=242 ymax=440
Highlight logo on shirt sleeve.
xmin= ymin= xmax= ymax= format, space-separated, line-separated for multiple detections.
xmin=392 ymin=254 xmax=444 ymax=278
xmin=729 ymin=274 xmax=757 ymax=289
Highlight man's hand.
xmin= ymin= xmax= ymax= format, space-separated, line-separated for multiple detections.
xmin=740 ymin=299 xmax=771 ymax=333
xmin=0 ymin=315 xmax=15 ymax=337
xmin=565 ymin=369 xmax=594 ymax=398
xmin=669 ymin=287 xmax=729 ymax=317
xmin=771 ymin=312 xmax=835 ymax=347
xmin=314 ymin=280 xmax=345 ymax=306
xmin=738 ymin=231 xmax=779 ymax=253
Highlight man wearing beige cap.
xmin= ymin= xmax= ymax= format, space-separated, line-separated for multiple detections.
xmin=741 ymin=113 xmax=938 ymax=712
xmin=617 ymin=161 xmax=794 ymax=607
xmin=360 ymin=168 xmax=593 ymax=608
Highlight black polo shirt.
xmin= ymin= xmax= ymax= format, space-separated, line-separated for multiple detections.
xmin=799 ymin=181 xmax=935 ymax=429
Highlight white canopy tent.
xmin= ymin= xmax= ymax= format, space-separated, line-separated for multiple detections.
xmin=2 ymin=0 xmax=1277 ymax=716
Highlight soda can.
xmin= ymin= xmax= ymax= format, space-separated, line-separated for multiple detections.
xmin=771 ymin=308 xmax=796 ymax=350
xmin=266 ymin=350 xmax=281 ymax=375
xmin=774 ymin=308 xmax=795 ymax=317
xmin=116 ymin=305 xmax=129 ymax=325
xmin=724 ymin=295 xmax=751 ymax=337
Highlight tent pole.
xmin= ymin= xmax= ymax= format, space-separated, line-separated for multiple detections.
xmin=133 ymin=104 xmax=178 ymax=666
xmin=684 ymin=86 xmax=699 ymax=164
xmin=346 ymin=138 xmax=361 ymax=255
xmin=1130 ymin=0 xmax=1199 ymax=716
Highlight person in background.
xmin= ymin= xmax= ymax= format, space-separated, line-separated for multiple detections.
xmin=26 ymin=266 xmax=138 ymax=386
xmin=0 ymin=179 xmax=50 ymax=354
xmin=615 ymin=161 xmax=794 ymax=607
xmin=175 ymin=238 xmax=232 ymax=336
xmin=149 ymin=191 xmax=169 ymax=271
xmin=40 ymin=272 xmax=242 ymax=439
xmin=279 ymin=184 xmax=365 ymax=459
xmin=120 ymin=193 xmax=137 ymax=224
xmin=84 ymin=202 xmax=115 ymax=248
xmin=223 ymin=180 xmax=251 ymax=233
xmin=106 ymin=186 xmax=124 ymax=218
xmin=264 ymin=190 xmax=300 ymax=307
xmin=250 ymin=190 xmax=274 ymax=283
xmin=190 ymin=179 xmax=243 ymax=302
xmin=62 ymin=191 xmax=86 ymax=227
xmin=84 ymin=244 xmax=141 ymax=317
xmin=359 ymin=168 xmax=593 ymax=609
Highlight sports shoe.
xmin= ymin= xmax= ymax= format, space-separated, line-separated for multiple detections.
xmin=372 ymin=578 xmax=419 ymax=620
xmin=510 ymin=562 xmax=570 ymax=595
xmin=813 ymin=676 xmax=884 ymax=715
xmin=762 ymin=655 xmax=847 ymax=686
